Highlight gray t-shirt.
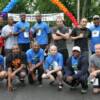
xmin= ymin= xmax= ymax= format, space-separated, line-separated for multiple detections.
xmin=52 ymin=26 xmax=69 ymax=50
xmin=1 ymin=24 xmax=17 ymax=49
xmin=89 ymin=54 xmax=100 ymax=69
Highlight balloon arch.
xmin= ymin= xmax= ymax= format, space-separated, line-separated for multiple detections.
xmin=2 ymin=0 xmax=78 ymax=27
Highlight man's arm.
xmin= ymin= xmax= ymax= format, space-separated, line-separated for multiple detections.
xmin=52 ymin=33 xmax=63 ymax=40
xmin=13 ymin=64 xmax=24 ymax=75
xmin=56 ymin=32 xmax=70 ymax=39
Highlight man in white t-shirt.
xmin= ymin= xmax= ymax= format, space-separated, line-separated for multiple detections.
xmin=1 ymin=16 xmax=17 ymax=55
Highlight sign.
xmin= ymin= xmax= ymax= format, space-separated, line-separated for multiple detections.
xmin=8 ymin=13 xmax=64 ymax=22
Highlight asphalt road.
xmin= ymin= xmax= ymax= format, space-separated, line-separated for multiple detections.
xmin=0 ymin=79 xmax=100 ymax=100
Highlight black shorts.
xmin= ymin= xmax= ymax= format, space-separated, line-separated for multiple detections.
xmin=93 ymin=74 xmax=100 ymax=88
xmin=19 ymin=43 xmax=30 ymax=52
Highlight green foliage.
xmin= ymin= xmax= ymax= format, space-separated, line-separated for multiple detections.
xmin=0 ymin=0 xmax=99 ymax=25
xmin=0 ymin=0 xmax=9 ymax=11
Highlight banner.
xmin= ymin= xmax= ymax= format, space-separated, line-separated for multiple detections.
xmin=8 ymin=13 xmax=64 ymax=22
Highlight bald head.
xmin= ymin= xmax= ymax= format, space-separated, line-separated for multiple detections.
xmin=49 ymin=45 xmax=57 ymax=55
xmin=95 ymin=44 xmax=100 ymax=56
xmin=32 ymin=41 xmax=40 ymax=52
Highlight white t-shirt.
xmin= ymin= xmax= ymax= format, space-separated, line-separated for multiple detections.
xmin=1 ymin=24 xmax=17 ymax=49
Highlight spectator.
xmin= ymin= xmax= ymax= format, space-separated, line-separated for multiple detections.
xmin=1 ymin=16 xmax=17 ymax=55
xmin=6 ymin=45 xmax=27 ymax=92
xmin=0 ymin=16 xmax=4 ymax=55
xmin=88 ymin=15 xmax=100 ymax=54
xmin=89 ymin=44 xmax=100 ymax=94
xmin=64 ymin=46 xmax=89 ymax=93
xmin=70 ymin=18 xmax=91 ymax=57
xmin=26 ymin=42 xmax=44 ymax=86
xmin=42 ymin=45 xmax=63 ymax=90
xmin=0 ymin=54 xmax=7 ymax=80
xmin=14 ymin=13 xmax=30 ymax=52
xmin=30 ymin=12 xmax=51 ymax=49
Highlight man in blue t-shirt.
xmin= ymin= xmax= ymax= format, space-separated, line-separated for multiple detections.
xmin=14 ymin=13 xmax=30 ymax=52
xmin=42 ymin=45 xmax=63 ymax=90
xmin=30 ymin=13 xmax=51 ymax=49
xmin=0 ymin=55 xmax=7 ymax=79
xmin=88 ymin=15 xmax=100 ymax=54
xmin=26 ymin=42 xmax=44 ymax=85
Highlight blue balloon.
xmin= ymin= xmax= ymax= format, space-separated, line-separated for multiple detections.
xmin=2 ymin=0 xmax=17 ymax=13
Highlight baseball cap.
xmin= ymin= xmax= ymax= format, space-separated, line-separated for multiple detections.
xmin=93 ymin=15 xmax=100 ymax=19
xmin=72 ymin=46 xmax=81 ymax=52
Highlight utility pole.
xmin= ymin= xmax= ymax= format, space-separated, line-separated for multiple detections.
xmin=77 ymin=0 xmax=80 ymax=23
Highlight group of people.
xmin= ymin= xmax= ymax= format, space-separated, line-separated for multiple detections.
xmin=0 ymin=12 xmax=99 ymax=94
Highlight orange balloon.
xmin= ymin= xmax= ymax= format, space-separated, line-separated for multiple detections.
xmin=51 ymin=0 xmax=78 ymax=27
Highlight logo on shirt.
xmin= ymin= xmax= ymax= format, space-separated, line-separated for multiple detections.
xmin=11 ymin=58 xmax=22 ymax=69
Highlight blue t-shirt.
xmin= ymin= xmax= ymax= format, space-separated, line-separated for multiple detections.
xmin=0 ymin=55 xmax=4 ymax=65
xmin=71 ymin=56 xmax=78 ymax=72
xmin=0 ymin=55 xmax=4 ymax=70
xmin=14 ymin=21 xmax=30 ymax=44
xmin=89 ymin=25 xmax=100 ymax=52
xmin=44 ymin=53 xmax=63 ymax=70
xmin=26 ymin=48 xmax=44 ymax=64
xmin=31 ymin=22 xmax=50 ymax=45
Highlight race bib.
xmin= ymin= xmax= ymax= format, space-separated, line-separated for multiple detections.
xmin=93 ymin=78 xmax=99 ymax=86
xmin=92 ymin=31 xmax=99 ymax=37
xmin=37 ymin=29 xmax=42 ymax=36
xmin=24 ymin=32 xmax=29 ymax=38
xmin=52 ymin=61 xmax=59 ymax=70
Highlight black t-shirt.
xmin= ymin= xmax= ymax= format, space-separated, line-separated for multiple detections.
xmin=6 ymin=52 xmax=27 ymax=70
xmin=71 ymin=27 xmax=91 ymax=52
xmin=0 ymin=25 xmax=3 ymax=35
xmin=52 ymin=26 xmax=69 ymax=50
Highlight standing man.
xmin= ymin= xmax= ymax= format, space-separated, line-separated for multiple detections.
xmin=52 ymin=17 xmax=70 ymax=66
xmin=89 ymin=44 xmax=100 ymax=94
xmin=0 ymin=16 xmax=4 ymax=55
xmin=88 ymin=15 xmax=100 ymax=54
xmin=70 ymin=18 xmax=91 ymax=57
xmin=42 ymin=45 xmax=63 ymax=90
xmin=30 ymin=13 xmax=51 ymax=49
xmin=1 ymin=16 xmax=17 ymax=55
xmin=26 ymin=42 xmax=44 ymax=85
xmin=14 ymin=13 xmax=30 ymax=52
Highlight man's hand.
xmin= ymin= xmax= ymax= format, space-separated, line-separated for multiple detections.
xmin=46 ymin=71 xmax=52 ymax=77
xmin=67 ymin=76 xmax=73 ymax=82
xmin=8 ymin=84 xmax=13 ymax=92
xmin=21 ymin=28 xmax=26 ymax=32
xmin=29 ymin=64 xmax=35 ymax=73
xmin=70 ymin=36 xmax=77 ymax=40
xmin=90 ymin=71 xmax=97 ymax=78
xmin=78 ymin=33 xmax=84 ymax=38
xmin=56 ymin=31 xmax=62 ymax=36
